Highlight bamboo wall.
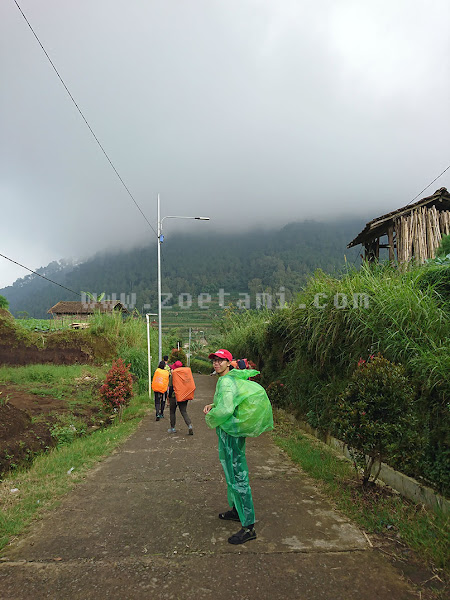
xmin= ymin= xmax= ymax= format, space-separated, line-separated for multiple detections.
xmin=394 ymin=207 xmax=450 ymax=263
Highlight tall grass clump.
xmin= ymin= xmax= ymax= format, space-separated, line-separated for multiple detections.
xmin=88 ymin=312 xmax=159 ymax=378
xmin=287 ymin=264 xmax=449 ymax=390
xmin=89 ymin=312 xmax=148 ymax=350
xmin=212 ymin=308 xmax=273 ymax=366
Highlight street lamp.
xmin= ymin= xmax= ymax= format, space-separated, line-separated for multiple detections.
xmin=157 ymin=193 xmax=210 ymax=362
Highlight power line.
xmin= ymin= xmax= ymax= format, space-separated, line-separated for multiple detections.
xmin=406 ymin=164 xmax=450 ymax=206
xmin=13 ymin=0 xmax=157 ymax=237
xmin=0 ymin=253 xmax=81 ymax=297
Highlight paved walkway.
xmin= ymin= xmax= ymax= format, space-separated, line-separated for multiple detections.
xmin=0 ymin=375 xmax=415 ymax=599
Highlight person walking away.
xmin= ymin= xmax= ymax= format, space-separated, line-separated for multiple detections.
xmin=168 ymin=360 xmax=195 ymax=435
xmin=151 ymin=360 xmax=169 ymax=420
xmin=203 ymin=349 xmax=273 ymax=545
xmin=163 ymin=355 xmax=171 ymax=412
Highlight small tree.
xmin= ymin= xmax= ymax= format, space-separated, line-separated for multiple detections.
xmin=169 ymin=347 xmax=187 ymax=365
xmin=334 ymin=355 xmax=417 ymax=486
xmin=99 ymin=358 xmax=133 ymax=422
xmin=0 ymin=295 xmax=9 ymax=310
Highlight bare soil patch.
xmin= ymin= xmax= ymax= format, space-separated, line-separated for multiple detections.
xmin=0 ymin=384 xmax=103 ymax=477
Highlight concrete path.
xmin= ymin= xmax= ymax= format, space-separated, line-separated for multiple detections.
xmin=0 ymin=375 xmax=415 ymax=599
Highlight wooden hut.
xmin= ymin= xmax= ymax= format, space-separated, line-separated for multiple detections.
xmin=347 ymin=187 xmax=450 ymax=263
xmin=48 ymin=300 xmax=128 ymax=324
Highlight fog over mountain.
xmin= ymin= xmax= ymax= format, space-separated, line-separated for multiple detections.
xmin=1 ymin=1 xmax=449 ymax=288
xmin=0 ymin=220 xmax=364 ymax=318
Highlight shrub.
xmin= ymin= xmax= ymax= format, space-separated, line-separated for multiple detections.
xmin=333 ymin=355 xmax=418 ymax=486
xmin=190 ymin=357 xmax=212 ymax=374
xmin=169 ymin=348 xmax=187 ymax=365
xmin=266 ymin=380 xmax=289 ymax=408
xmin=436 ymin=233 xmax=450 ymax=257
xmin=51 ymin=420 xmax=87 ymax=448
xmin=99 ymin=358 xmax=133 ymax=420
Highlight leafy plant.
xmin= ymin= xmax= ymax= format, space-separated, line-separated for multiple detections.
xmin=0 ymin=295 xmax=9 ymax=310
xmin=333 ymin=355 xmax=418 ymax=486
xmin=81 ymin=291 xmax=106 ymax=302
xmin=266 ymin=380 xmax=289 ymax=407
xmin=436 ymin=233 xmax=450 ymax=258
xmin=51 ymin=420 xmax=87 ymax=448
xmin=169 ymin=347 xmax=187 ymax=365
xmin=99 ymin=358 xmax=133 ymax=421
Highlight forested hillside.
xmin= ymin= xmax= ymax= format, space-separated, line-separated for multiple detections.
xmin=1 ymin=220 xmax=363 ymax=318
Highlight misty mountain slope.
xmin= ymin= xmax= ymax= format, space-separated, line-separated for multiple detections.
xmin=1 ymin=220 xmax=364 ymax=318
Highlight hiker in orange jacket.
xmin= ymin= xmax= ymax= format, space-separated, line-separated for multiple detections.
xmin=168 ymin=360 xmax=195 ymax=435
xmin=151 ymin=360 xmax=170 ymax=421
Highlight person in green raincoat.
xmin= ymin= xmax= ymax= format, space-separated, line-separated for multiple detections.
xmin=203 ymin=349 xmax=273 ymax=545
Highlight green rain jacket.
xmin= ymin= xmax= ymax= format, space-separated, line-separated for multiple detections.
xmin=205 ymin=369 xmax=273 ymax=437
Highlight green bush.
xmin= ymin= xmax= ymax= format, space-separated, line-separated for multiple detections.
xmin=266 ymin=380 xmax=289 ymax=408
xmin=416 ymin=264 xmax=450 ymax=310
xmin=169 ymin=348 xmax=187 ymax=365
xmin=333 ymin=355 xmax=418 ymax=486
xmin=190 ymin=357 xmax=212 ymax=374
xmin=51 ymin=419 xmax=87 ymax=448
xmin=436 ymin=233 xmax=450 ymax=257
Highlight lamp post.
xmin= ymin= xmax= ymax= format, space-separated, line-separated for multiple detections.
xmin=157 ymin=193 xmax=209 ymax=362
xmin=145 ymin=312 xmax=157 ymax=401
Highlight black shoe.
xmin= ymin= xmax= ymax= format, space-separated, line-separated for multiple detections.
xmin=219 ymin=507 xmax=240 ymax=522
xmin=188 ymin=425 xmax=194 ymax=435
xmin=228 ymin=527 xmax=256 ymax=545
xmin=156 ymin=415 xmax=160 ymax=421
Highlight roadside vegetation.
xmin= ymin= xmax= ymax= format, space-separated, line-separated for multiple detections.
xmin=215 ymin=254 xmax=449 ymax=580
xmin=217 ymin=259 xmax=449 ymax=496
xmin=274 ymin=410 xmax=449 ymax=589
xmin=0 ymin=390 xmax=149 ymax=553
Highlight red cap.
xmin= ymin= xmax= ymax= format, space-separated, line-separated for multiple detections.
xmin=208 ymin=349 xmax=233 ymax=361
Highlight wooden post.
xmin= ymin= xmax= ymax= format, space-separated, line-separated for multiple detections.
xmin=387 ymin=226 xmax=395 ymax=262
xmin=364 ymin=240 xmax=378 ymax=262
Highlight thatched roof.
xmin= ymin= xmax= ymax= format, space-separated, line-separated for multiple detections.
xmin=348 ymin=187 xmax=450 ymax=248
xmin=48 ymin=300 xmax=128 ymax=315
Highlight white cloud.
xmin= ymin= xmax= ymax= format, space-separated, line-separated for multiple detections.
xmin=0 ymin=0 xmax=449 ymax=288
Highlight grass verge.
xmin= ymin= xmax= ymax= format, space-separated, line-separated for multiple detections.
xmin=0 ymin=392 xmax=150 ymax=554
xmin=273 ymin=410 xmax=449 ymax=579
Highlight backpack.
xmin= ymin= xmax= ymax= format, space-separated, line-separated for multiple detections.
xmin=172 ymin=367 xmax=196 ymax=402
xmin=237 ymin=358 xmax=249 ymax=369
xmin=151 ymin=368 xmax=169 ymax=393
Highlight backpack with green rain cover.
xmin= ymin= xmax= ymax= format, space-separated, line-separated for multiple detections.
xmin=205 ymin=369 xmax=273 ymax=437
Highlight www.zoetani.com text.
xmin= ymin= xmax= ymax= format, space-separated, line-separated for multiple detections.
xmin=81 ymin=289 xmax=370 ymax=311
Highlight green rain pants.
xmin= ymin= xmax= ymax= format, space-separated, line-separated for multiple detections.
xmin=217 ymin=428 xmax=255 ymax=527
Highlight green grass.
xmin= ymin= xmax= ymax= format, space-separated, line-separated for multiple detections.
xmin=0 ymin=364 xmax=107 ymax=401
xmin=273 ymin=410 xmax=449 ymax=573
xmin=0 ymin=392 xmax=150 ymax=553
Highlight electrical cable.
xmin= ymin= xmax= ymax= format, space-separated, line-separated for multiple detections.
xmin=406 ymin=164 xmax=450 ymax=206
xmin=13 ymin=0 xmax=157 ymax=237
xmin=0 ymin=252 xmax=81 ymax=297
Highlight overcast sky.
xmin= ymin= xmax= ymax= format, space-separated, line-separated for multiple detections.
xmin=1 ymin=0 xmax=449 ymax=288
